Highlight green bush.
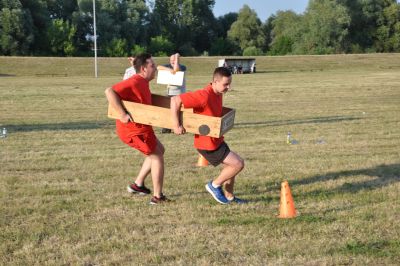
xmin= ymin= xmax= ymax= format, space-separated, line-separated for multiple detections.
xmin=243 ymin=46 xmax=263 ymax=56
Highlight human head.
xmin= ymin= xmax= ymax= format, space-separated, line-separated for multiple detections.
xmin=134 ymin=53 xmax=156 ymax=81
xmin=212 ymin=67 xmax=232 ymax=94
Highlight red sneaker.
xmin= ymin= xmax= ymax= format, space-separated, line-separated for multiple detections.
xmin=127 ymin=183 xmax=151 ymax=195
xmin=150 ymin=194 xmax=170 ymax=205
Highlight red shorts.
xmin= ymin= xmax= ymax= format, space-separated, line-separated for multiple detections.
xmin=119 ymin=130 xmax=157 ymax=155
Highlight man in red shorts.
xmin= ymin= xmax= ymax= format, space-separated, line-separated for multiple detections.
xmin=105 ymin=53 xmax=168 ymax=204
xmin=170 ymin=67 xmax=246 ymax=204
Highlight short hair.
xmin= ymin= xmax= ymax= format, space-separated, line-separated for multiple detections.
xmin=133 ymin=53 xmax=152 ymax=73
xmin=213 ymin=67 xmax=232 ymax=81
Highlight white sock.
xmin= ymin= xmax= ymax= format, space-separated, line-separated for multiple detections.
xmin=211 ymin=182 xmax=220 ymax=188
xmin=226 ymin=196 xmax=234 ymax=201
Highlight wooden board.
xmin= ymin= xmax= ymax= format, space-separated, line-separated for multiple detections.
xmin=107 ymin=94 xmax=235 ymax=138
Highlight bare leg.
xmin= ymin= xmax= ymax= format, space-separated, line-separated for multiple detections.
xmin=149 ymin=139 xmax=165 ymax=198
xmin=223 ymin=176 xmax=235 ymax=199
xmin=213 ymin=151 xmax=244 ymax=199
xmin=134 ymin=156 xmax=151 ymax=186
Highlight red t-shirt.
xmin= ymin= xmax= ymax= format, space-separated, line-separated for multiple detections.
xmin=112 ymin=75 xmax=153 ymax=142
xmin=180 ymin=84 xmax=224 ymax=150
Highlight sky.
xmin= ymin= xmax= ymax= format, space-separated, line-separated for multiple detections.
xmin=213 ymin=0 xmax=310 ymax=22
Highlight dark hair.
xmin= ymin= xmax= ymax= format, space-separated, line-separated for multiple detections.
xmin=213 ymin=67 xmax=232 ymax=80
xmin=133 ymin=53 xmax=152 ymax=73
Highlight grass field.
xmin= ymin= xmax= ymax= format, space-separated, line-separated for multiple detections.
xmin=1 ymin=54 xmax=399 ymax=265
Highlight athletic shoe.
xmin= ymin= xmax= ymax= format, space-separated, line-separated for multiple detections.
xmin=127 ymin=183 xmax=151 ymax=195
xmin=228 ymin=197 xmax=247 ymax=204
xmin=205 ymin=181 xmax=229 ymax=204
xmin=150 ymin=194 xmax=170 ymax=205
xmin=161 ymin=128 xmax=172 ymax=134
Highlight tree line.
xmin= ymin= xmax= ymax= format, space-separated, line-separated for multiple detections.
xmin=1 ymin=0 xmax=399 ymax=57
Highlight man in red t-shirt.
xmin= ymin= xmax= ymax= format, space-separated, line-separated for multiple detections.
xmin=105 ymin=53 xmax=168 ymax=205
xmin=170 ymin=67 xmax=246 ymax=204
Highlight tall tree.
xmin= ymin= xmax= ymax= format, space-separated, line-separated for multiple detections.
xmin=373 ymin=0 xmax=400 ymax=52
xmin=47 ymin=18 xmax=77 ymax=56
xmin=20 ymin=0 xmax=53 ymax=53
xmin=46 ymin=0 xmax=78 ymax=20
xmin=269 ymin=10 xmax=302 ymax=55
xmin=71 ymin=0 xmax=149 ymax=56
xmin=227 ymin=5 xmax=265 ymax=52
xmin=150 ymin=0 xmax=216 ymax=55
xmin=0 ymin=0 xmax=34 ymax=55
xmin=295 ymin=0 xmax=351 ymax=54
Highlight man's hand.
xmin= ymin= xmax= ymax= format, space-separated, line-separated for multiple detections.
xmin=173 ymin=125 xmax=186 ymax=135
xmin=120 ymin=113 xmax=133 ymax=124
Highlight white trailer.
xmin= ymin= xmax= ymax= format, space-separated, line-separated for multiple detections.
xmin=218 ymin=58 xmax=256 ymax=74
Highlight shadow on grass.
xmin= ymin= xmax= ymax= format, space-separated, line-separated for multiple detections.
xmin=3 ymin=120 xmax=114 ymax=132
xmin=0 ymin=73 xmax=16 ymax=77
xmin=242 ymin=164 xmax=399 ymax=204
xmin=294 ymin=163 xmax=400 ymax=197
xmin=235 ymin=115 xmax=361 ymax=128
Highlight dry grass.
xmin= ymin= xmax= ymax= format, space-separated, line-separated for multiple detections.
xmin=1 ymin=54 xmax=399 ymax=265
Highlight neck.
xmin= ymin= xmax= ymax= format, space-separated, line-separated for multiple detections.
xmin=139 ymin=73 xmax=148 ymax=81
xmin=211 ymin=86 xmax=222 ymax=95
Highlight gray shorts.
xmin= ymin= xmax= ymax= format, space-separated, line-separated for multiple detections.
xmin=197 ymin=142 xmax=230 ymax=166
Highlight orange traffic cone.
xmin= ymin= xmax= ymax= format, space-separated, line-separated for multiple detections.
xmin=196 ymin=154 xmax=208 ymax=167
xmin=278 ymin=181 xmax=297 ymax=218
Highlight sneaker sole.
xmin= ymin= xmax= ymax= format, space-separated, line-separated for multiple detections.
xmin=127 ymin=185 xmax=149 ymax=195
xmin=205 ymin=184 xmax=229 ymax=204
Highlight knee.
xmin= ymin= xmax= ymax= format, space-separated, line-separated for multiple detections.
xmin=235 ymin=157 xmax=245 ymax=172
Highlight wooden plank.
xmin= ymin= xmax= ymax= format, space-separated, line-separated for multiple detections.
xmin=107 ymin=94 xmax=235 ymax=138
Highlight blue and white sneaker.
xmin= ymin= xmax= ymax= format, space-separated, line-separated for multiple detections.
xmin=205 ymin=181 xmax=229 ymax=204
xmin=228 ymin=197 xmax=247 ymax=204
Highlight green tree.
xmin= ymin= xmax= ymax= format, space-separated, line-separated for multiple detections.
xmin=374 ymin=1 xmax=400 ymax=52
xmin=131 ymin=44 xmax=146 ymax=56
xmin=150 ymin=0 xmax=216 ymax=55
xmin=261 ymin=15 xmax=275 ymax=53
xmin=105 ymin=38 xmax=128 ymax=57
xmin=214 ymin=12 xmax=238 ymax=39
xmin=243 ymin=46 xmax=263 ymax=56
xmin=269 ymin=10 xmax=302 ymax=55
xmin=0 ymin=1 xmax=34 ymax=55
xmin=295 ymin=0 xmax=351 ymax=54
xmin=46 ymin=0 xmax=78 ymax=20
xmin=149 ymin=35 xmax=174 ymax=56
xmin=269 ymin=35 xmax=294 ymax=55
xmin=227 ymin=5 xmax=265 ymax=52
xmin=20 ymin=0 xmax=53 ymax=54
xmin=47 ymin=18 xmax=77 ymax=56
xmin=209 ymin=37 xmax=240 ymax=55
xmin=71 ymin=0 xmax=149 ymax=56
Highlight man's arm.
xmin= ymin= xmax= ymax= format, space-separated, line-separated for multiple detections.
xmin=157 ymin=65 xmax=174 ymax=73
xmin=105 ymin=87 xmax=132 ymax=123
xmin=170 ymin=96 xmax=185 ymax=135
xmin=172 ymin=53 xmax=180 ymax=72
